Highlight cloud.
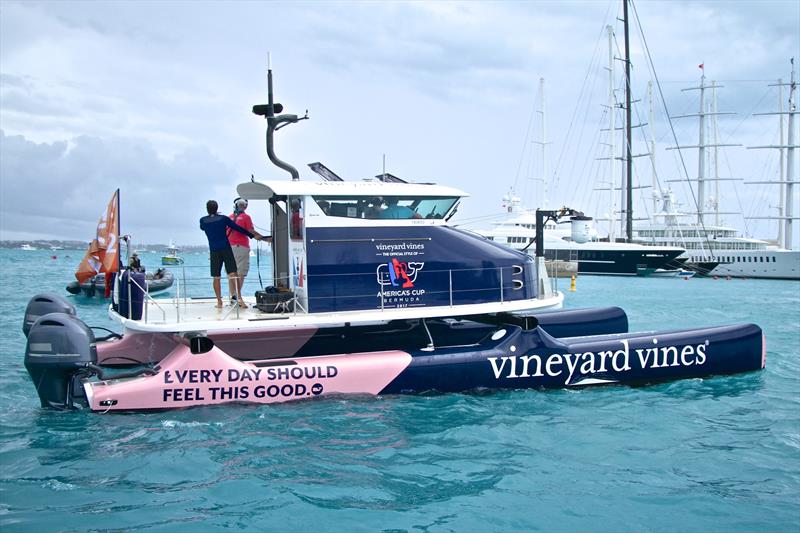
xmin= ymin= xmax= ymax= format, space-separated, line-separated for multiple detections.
xmin=1 ymin=0 xmax=797 ymax=248
xmin=0 ymin=130 xmax=237 ymax=244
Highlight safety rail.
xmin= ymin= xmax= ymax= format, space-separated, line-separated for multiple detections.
xmin=117 ymin=273 xmax=167 ymax=323
xmin=125 ymin=263 xmax=548 ymax=325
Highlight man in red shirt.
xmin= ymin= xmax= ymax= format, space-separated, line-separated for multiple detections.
xmin=228 ymin=198 xmax=270 ymax=303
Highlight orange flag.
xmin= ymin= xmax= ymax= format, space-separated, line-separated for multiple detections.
xmin=75 ymin=190 xmax=120 ymax=283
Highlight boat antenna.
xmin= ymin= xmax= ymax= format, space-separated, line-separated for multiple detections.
xmin=252 ymin=53 xmax=309 ymax=181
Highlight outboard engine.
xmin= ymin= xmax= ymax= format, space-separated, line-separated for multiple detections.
xmin=22 ymin=293 xmax=76 ymax=337
xmin=25 ymin=313 xmax=96 ymax=409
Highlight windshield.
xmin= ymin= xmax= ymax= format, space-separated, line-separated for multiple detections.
xmin=312 ymin=196 xmax=458 ymax=220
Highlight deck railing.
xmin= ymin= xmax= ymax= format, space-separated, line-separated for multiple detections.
xmin=122 ymin=262 xmax=550 ymax=325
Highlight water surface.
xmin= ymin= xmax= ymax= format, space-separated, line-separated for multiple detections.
xmin=1 ymin=249 xmax=798 ymax=531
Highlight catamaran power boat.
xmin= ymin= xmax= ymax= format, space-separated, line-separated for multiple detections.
xmin=21 ymin=65 xmax=765 ymax=412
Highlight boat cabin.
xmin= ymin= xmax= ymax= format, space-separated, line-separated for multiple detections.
xmin=237 ymin=177 xmax=540 ymax=314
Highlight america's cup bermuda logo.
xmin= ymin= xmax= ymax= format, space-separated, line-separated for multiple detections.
xmin=377 ymin=258 xmax=424 ymax=288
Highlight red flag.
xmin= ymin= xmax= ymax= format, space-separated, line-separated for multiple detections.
xmin=75 ymin=190 xmax=120 ymax=283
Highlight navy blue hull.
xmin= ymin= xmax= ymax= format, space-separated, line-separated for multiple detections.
xmin=253 ymin=307 xmax=628 ymax=360
xmin=544 ymin=248 xmax=683 ymax=276
xmin=381 ymin=323 xmax=763 ymax=394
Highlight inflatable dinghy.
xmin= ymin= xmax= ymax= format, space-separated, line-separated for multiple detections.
xmin=65 ymin=269 xmax=174 ymax=297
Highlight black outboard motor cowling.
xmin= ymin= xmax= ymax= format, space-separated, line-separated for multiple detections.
xmin=23 ymin=293 xmax=76 ymax=337
xmin=25 ymin=313 xmax=97 ymax=409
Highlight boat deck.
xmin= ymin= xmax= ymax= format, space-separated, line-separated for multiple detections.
xmin=112 ymin=293 xmax=565 ymax=333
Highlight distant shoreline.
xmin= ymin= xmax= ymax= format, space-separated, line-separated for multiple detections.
xmin=0 ymin=240 xmax=208 ymax=252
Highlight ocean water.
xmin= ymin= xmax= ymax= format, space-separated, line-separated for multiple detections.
xmin=0 ymin=248 xmax=798 ymax=532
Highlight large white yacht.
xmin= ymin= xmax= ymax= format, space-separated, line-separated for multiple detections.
xmin=633 ymin=191 xmax=799 ymax=280
xmin=474 ymin=194 xmax=684 ymax=276
xmin=631 ymin=63 xmax=799 ymax=280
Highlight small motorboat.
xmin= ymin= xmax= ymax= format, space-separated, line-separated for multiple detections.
xmin=66 ymin=268 xmax=174 ymax=297
xmin=161 ymin=240 xmax=183 ymax=265
xmin=637 ymin=267 xmax=680 ymax=278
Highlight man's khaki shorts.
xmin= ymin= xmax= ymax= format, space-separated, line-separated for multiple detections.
xmin=231 ymin=245 xmax=250 ymax=277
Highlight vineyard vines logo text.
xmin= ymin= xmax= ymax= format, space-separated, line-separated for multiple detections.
xmin=488 ymin=338 xmax=708 ymax=385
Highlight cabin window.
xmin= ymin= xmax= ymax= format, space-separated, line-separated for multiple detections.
xmin=312 ymin=195 xmax=458 ymax=220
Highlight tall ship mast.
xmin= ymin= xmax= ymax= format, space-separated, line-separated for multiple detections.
xmin=632 ymin=62 xmax=800 ymax=280
xmin=746 ymin=58 xmax=799 ymax=252
xmin=666 ymin=69 xmax=740 ymax=230
xmin=600 ymin=4 xmax=650 ymax=244
xmin=622 ymin=0 xmax=634 ymax=242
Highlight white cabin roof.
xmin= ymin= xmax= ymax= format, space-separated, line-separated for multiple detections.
xmin=237 ymin=179 xmax=469 ymax=200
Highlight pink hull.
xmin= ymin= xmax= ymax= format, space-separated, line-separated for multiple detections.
xmin=87 ymin=344 xmax=411 ymax=411
xmin=96 ymin=328 xmax=319 ymax=365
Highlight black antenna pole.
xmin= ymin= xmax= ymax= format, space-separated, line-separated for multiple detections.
xmin=623 ymin=0 xmax=633 ymax=242
xmin=261 ymin=54 xmax=302 ymax=181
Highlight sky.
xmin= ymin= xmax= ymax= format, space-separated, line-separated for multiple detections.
xmin=1 ymin=0 xmax=798 ymax=247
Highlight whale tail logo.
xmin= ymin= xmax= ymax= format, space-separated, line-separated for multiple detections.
xmin=377 ymin=259 xmax=424 ymax=287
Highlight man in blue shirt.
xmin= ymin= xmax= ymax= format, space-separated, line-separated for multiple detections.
xmin=200 ymin=200 xmax=264 ymax=308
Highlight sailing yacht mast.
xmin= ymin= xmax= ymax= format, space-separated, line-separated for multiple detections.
xmin=607 ymin=24 xmax=617 ymax=242
xmin=533 ymin=77 xmax=549 ymax=207
xmin=697 ymin=72 xmax=707 ymax=226
xmin=778 ymin=79 xmax=786 ymax=247
xmin=786 ymin=61 xmax=797 ymax=249
xmin=667 ymin=67 xmax=738 ymax=237
xmin=747 ymin=58 xmax=799 ymax=251
xmin=711 ymin=80 xmax=721 ymax=226
xmin=784 ymin=65 xmax=798 ymax=250
xmin=648 ymin=81 xmax=660 ymax=216
xmin=623 ymin=0 xmax=633 ymax=241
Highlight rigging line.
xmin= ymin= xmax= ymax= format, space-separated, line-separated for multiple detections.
xmin=659 ymin=79 xmax=777 ymax=84
xmin=551 ymin=0 xmax=614 ymax=192
xmin=564 ymin=54 xmax=607 ymax=202
xmin=455 ymin=213 xmax=511 ymax=225
xmin=453 ymin=212 xmax=520 ymax=227
xmin=716 ymin=89 xmax=771 ymax=235
xmin=725 ymin=152 xmax=751 ymax=235
xmin=655 ymin=97 xmax=695 ymax=144
xmin=720 ymin=87 xmax=770 ymax=139
xmin=750 ymin=128 xmax=784 ymax=239
xmin=631 ymin=0 xmax=716 ymax=258
xmin=571 ymin=95 xmax=605 ymax=208
xmin=632 ymin=75 xmax=673 ymax=211
xmin=511 ymin=90 xmax=538 ymax=194
xmin=629 ymin=2 xmax=697 ymax=250
xmin=586 ymin=136 xmax=608 ymax=213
